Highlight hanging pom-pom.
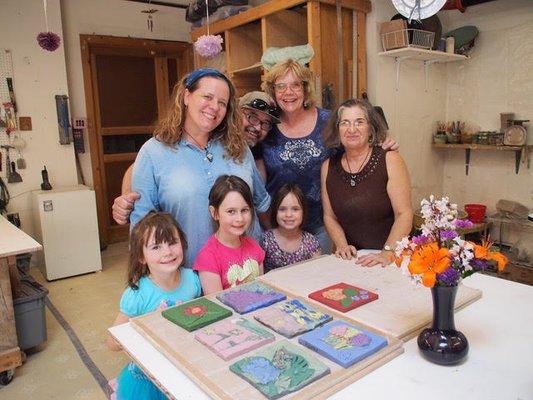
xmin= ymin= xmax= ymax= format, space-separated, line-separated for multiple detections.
xmin=194 ymin=34 xmax=223 ymax=59
xmin=37 ymin=31 xmax=61 ymax=51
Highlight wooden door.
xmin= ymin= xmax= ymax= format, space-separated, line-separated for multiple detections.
xmin=81 ymin=35 xmax=193 ymax=245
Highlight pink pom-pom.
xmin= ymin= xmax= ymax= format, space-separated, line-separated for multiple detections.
xmin=194 ymin=34 xmax=223 ymax=59
xmin=37 ymin=31 xmax=61 ymax=51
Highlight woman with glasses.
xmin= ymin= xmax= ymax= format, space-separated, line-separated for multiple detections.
xmin=321 ymin=99 xmax=413 ymax=266
xmin=260 ymin=59 xmax=397 ymax=254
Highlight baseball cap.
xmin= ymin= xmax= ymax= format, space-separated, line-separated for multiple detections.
xmin=239 ymin=91 xmax=281 ymax=123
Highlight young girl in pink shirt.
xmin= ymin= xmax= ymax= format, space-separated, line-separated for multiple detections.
xmin=194 ymin=175 xmax=265 ymax=294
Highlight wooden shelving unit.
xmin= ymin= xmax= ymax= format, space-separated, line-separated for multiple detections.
xmin=190 ymin=0 xmax=372 ymax=102
xmin=433 ymin=143 xmax=532 ymax=175
xmin=379 ymin=47 xmax=467 ymax=91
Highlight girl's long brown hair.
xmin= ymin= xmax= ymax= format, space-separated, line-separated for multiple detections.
xmin=154 ymin=72 xmax=247 ymax=162
xmin=127 ymin=212 xmax=187 ymax=290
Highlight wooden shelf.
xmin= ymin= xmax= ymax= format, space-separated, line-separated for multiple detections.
xmin=229 ymin=62 xmax=263 ymax=76
xmin=433 ymin=143 xmax=525 ymax=151
xmin=433 ymin=143 xmax=532 ymax=175
xmin=101 ymin=126 xmax=155 ymax=136
xmin=378 ymin=47 xmax=467 ymax=62
xmin=103 ymin=152 xmax=137 ymax=163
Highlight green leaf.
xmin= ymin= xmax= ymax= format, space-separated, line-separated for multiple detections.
xmin=343 ymin=288 xmax=357 ymax=296
xmin=341 ymin=298 xmax=352 ymax=307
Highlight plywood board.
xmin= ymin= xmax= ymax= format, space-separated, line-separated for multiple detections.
xmin=259 ymin=255 xmax=482 ymax=341
xmin=131 ymin=288 xmax=403 ymax=400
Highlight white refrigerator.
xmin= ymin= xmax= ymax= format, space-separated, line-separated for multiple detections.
xmin=32 ymin=185 xmax=102 ymax=280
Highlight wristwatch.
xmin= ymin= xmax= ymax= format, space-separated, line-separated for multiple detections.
xmin=383 ymin=244 xmax=394 ymax=252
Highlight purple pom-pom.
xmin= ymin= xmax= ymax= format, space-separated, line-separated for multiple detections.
xmin=37 ymin=32 xmax=61 ymax=51
xmin=194 ymin=34 xmax=223 ymax=59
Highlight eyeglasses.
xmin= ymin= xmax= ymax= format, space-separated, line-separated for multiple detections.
xmin=338 ymin=119 xmax=369 ymax=129
xmin=273 ymin=81 xmax=304 ymax=93
xmin=245 ymin=111 xmax=273 ymax=131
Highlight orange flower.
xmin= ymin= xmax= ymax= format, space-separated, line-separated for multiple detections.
xmin=473 ymin=239 xmax=508 ymax=272
xmin=488 ymin=252 xmax=508 ymax=272
xmin=408 ymin=242 xmax=450 ymax=288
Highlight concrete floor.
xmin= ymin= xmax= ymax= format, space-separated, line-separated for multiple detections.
xmin=1 ymin=241 xmax=130 ymax=400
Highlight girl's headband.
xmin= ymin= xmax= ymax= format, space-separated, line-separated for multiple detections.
xmin=184 ymin=68 xmax=230 ymax=89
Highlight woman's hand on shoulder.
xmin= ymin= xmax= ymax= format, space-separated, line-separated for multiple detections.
xmin=334 ymin=244 xmax=357 ymax=260
xmin=380 ymin=137 xmax=399 ymax=151
xmin=356 ymin=251 xmax=394 ymax=267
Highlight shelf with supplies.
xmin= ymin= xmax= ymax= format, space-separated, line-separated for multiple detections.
xmin=378 ymin=48 xmax=467 ymax=91
xmin=432 ymin=143 xmax=533 ymax=175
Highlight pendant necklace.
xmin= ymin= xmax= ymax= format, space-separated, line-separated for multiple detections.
xmin=345 ymin=148 xmax=371 ymax=187
xmin=186 ymin=131 xmax=213 ymax=162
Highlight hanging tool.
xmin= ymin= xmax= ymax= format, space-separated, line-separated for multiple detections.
xmin=9 ymin=161 xmax=22 ymax=183
xmin=6 ymin=78 xmax=17 ymax=113
xmin=11 ymin=135 xmax=27 ymax=169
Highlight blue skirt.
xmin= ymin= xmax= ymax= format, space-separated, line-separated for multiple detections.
xmin=116 ymin=362 xmax=167 ymax=400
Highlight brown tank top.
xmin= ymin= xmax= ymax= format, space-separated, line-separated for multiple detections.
xmin=326 ymin=146 xmax=394 ymax=249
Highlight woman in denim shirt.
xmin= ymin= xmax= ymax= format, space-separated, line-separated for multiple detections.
xmin=128 ymin=68 xmax=270 ymax=269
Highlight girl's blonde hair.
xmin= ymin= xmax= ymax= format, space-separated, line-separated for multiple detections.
xmin=262 ymin=59 xmax=316 ymax=109
xmin=128 ymin=212 xmax=187 ymax=290
xmin=155 ymin=68 xmax=247 ymax=162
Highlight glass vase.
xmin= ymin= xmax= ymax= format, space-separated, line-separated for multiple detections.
xmin=417 ymin=285 xmax=469 ymax=365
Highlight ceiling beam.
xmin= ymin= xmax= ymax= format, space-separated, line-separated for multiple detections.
xmin=126 ymin=0 xmax=188 ymax=10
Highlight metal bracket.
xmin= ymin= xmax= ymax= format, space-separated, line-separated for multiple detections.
xmin=394 ymin=56 xmax=410 ymax=91
xmin=423 ymin=59 xmax=439 ymax=92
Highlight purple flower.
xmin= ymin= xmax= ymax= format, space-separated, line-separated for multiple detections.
xmin=194 ymin=35 xmax=223 ymax=59
xmin=412 ymin=235 xmax=430 ymax=245
xmin=471 ymin=258 xmax=491 ymax=271
xmin=440 ymin=230 xmax=458 ymax=241
xmin=437 ymin=267 xmax=460 ymax=286
xmin=455 ymin=219 xmax=474 ymax=229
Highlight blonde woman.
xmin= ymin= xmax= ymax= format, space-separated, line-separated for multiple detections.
xmin=261 ymin=60 xmax=397 ymax=254
xmin=130 ymin=68 xmax=270 ymax=268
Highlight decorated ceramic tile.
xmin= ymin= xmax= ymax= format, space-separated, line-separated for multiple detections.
xmin=230 ymin=340 xmax=330 ymax=399
xmin=162 ymin=298 xmax=232 ymax=332
xmin=216 ymin=282 xmax=287 ymax=314
xmin=253 ymin=299 xmax=332 ymax=338
xmin=195 ymin=317 xmax=275 ymax=361
xmin=298 ymin=320 xmax=388 ymax=368
xmin=308 ymin=282 xmax=378 ymax=312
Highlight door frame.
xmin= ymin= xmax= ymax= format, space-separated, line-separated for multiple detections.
xmin=80 ymin=34 xmax=193 ymax=244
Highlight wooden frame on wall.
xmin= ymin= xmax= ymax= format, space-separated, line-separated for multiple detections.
xmin=80 ymin=34 xmax=193 ymax=245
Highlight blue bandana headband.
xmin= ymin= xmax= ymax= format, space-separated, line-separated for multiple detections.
xmin=184 ymin=68 xmax=230 ymax=89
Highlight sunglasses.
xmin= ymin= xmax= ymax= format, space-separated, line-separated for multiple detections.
xmin=245 ymin=98 xmax=280 ymax=120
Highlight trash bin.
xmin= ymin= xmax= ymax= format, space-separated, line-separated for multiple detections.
xmin=16 ymin=253 xmax=32 ymax=275
xmin=13 ymin=276 xmax=49 ymax=350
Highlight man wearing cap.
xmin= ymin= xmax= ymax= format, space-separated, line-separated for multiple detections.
xmin=112 ymin=91 xmax=278 ymax=225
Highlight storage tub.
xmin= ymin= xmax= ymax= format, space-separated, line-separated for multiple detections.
xmin=13 ymin=276 xmax=49 ymax=350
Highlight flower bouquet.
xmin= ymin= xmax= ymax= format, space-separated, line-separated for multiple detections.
xmin=395 ymin=196 xmax=507 ymax=288
xmin=394 ymin=196 xmax=508 ymax=365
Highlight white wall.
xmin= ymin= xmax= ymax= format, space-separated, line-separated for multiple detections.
xmin=366 ymin=0 xmax=447 ymax=206
xmin=439 ymin=0 xmax=533 ymax=247
xmin=0 ymin=0 xmax=77 ymax=236
xmin=61 ymin=0 xmax=192 ymax=188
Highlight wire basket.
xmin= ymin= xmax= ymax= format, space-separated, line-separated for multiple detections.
xmin=381 ymin=29 xmax=435 ymax=51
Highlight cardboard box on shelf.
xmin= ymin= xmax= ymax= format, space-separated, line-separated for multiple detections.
xmin=380 ymin=20 xmax=408 ymax=51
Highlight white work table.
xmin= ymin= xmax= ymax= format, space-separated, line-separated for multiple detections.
xmin=111 ymin=271 xmax=533 ymax=400
xmin=0 ymin=214 xmax=42 ymax=374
